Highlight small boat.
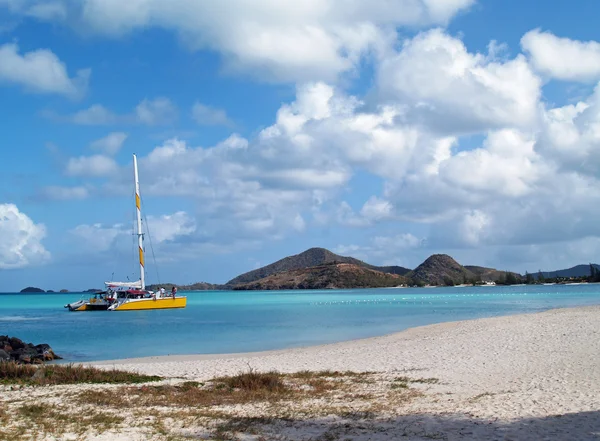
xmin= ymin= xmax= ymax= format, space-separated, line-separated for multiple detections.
xmin=66 ymin=153 xmax=187 ymax=312
xmin=64 ymin=292 xmax=111 ymax=311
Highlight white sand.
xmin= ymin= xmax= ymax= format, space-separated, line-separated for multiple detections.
xmin=89 ymin=305 xmax=600 ymax=439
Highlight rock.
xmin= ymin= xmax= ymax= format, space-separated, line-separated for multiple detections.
xmin=8 ymin=337 xmax=24 ymax=350
xmin=59 ymin=289 xmax=69 ymax=293
xmin=0 ymin=336 xmax=61 ymax=364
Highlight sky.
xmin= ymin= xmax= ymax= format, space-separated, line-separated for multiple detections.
xmin=2 ymin=0 xmax=600 ymax=291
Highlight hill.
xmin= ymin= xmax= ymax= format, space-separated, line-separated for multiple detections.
xmin=146 ymin=282 xmax=225 ymax=292
xmin=536 ymin=264 xmax=600 ymax=280
xmin=226 ymin=247 xmax=410 ymax=285
xmin=407 ymin=254 xmax=476 ymax=286
xmin=232 ymin=263 xmax=408 ymax=290
xmin=464 ymin=266 xmax=523 ymax=283
xmin=20 ymin=287 xmax=45 ymax=293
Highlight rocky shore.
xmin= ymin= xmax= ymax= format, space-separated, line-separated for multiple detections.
xmin=0 ymin=336 xmax=62 ymax=364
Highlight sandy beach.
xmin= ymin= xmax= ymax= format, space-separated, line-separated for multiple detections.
xmin=3 ymin=305 xmax=600 ymax=440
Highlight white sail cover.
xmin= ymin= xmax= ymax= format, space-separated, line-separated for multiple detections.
xmin=104 ymin=280 xmax=142 ymax=289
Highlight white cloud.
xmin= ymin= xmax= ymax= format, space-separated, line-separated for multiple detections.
xmin=0 ymin=43 xmax=89 ymax=98
xmin=0 ymin=203 xmax=50 ymax=269
xmin=537 ymin=84 xmax=600 ymax=176
xmin=360 ymin=196 xmax=393 ymax=221
xmin=70 ymin=222 xmax=127 ymax=252
xmin=145 ymin=211 xmax=196 ymax=243
xmin=69 ymin=211 xmax=197 ymax=257
xmin=41 ymin=185 xmax=89 ymax=200
xmin=44 ymin=26 xmax=600 ymax=268
xmin=90 ymin=132 xmax=128 ymax=155
xmin=135 ymin=97 xmax=178 ymax=125
xmin=2 ymin=0 xmax=474 ymax=83
xmin=521 ymin=29 xmax=600 ymax=82
xmin=69 ymin=105 xmax=117 ymax=125
xmin=334 ymin=233 xmax=423 ymax=267
xmin=49 ymin=98 xmax=177 ymax=125
xmin=66 ymin=155 xmax=118 ymax=177
xmin=191 ymin=102 xmax=232 ymax=126
xmin=377 ymin=29 xmax=542 ymax=134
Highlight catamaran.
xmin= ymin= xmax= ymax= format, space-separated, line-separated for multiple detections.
xmin=65 ymin=153 xmax=187 ymax=312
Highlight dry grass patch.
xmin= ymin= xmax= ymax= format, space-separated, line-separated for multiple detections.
xmin=33 ymin=369 xmax=429 ymax=440
xmin=76 ymin=369 xmax=376 ymax=410
xmin=10 ymin=402 xmax=121 ymax=438
xmin=391 ymin=376 xmax=439 ymax=389
xmin=0 ymin=361 xmax=161 ymax=386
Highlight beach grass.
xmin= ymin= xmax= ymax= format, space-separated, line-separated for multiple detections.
xmin=75 ymin=369 xmax=382 ymax=410
xmin=0 ymin=361 xmax=161 ymax=386
xmin=2 ymin=368 xmax=428 ymax=440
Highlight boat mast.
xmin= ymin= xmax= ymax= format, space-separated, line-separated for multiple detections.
xmin=133 ymin=153 xmax=145 ymax=290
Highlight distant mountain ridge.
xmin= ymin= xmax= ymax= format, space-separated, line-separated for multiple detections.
xmin=18 ymin=251 xmax=596 ymax=293
xmin=537 ymin=264 xmax=600 ymax=280
xmin=233 ymin=262 xmax=408 ymax=290
xmin=226 ymin=247 xmax=410 ymax=285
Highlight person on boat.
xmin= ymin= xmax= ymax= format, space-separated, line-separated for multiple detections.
xmin=160 ymin=287 xmax=165 ymax=298
xmin=171 ymin=286 xmax=177 ymax=298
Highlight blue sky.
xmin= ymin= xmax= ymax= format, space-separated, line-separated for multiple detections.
xmin=2 ymin=0 xmax=600 ymax=291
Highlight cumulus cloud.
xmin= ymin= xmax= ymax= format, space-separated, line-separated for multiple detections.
xmin=191 ymin=102 xmax=232 ymax=126
xmin=145 ymin=211 xmax=196 ymax=243
xmin=521 ymin=29 xmax=600 ymax=82
xmin=69 ymin=211 xmax=197 ymax=257
xmin=377 ymin=29 xmax=542 ymax=135
xmin=0 ymin=43 xmax=89 ymax=98
xmin=90 ymin=132 xmax=128 ymax=155
xmin=66 ymin=155 xmax=118 ymax=177
xmin=42 ymin=26 xmax=600 ymax=271
xmin=2 ymin=0 xmax=474 ymax=83
xmin=0 ymin=204 xmax=50 ymax=268
xmin=537 ymin=85 xmax=600 ymax=175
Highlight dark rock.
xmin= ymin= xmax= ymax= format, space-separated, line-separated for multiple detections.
xmin=0 ymin=336 xmax=61 ymax=364
xmin=9 ymin=337 xmax=24 ymax=350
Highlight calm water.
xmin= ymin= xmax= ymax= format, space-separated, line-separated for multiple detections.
xmin=1 ymin=284 xmax=599 ymax=362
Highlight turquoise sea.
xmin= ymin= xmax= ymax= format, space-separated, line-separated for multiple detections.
xmin=1 ymin=284 xmax=599 ymax=362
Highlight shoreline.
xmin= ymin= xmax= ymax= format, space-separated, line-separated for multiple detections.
xmin=89 ymin=304 xmax=598 ymax=366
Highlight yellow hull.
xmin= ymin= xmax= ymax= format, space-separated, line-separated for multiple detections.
xmin=112 ymin=296 xmax=187 ymax=311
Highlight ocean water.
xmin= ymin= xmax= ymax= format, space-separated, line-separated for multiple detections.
xmin=1 ymin=284 xmax=599 ymax=362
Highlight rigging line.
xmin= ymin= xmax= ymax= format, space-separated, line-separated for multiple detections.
xmin=139 ymin=193 xmax=161 ymax=286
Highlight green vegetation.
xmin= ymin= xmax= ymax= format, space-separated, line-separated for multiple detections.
xmin=0 ymin=361 xmax=161 ymax=386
